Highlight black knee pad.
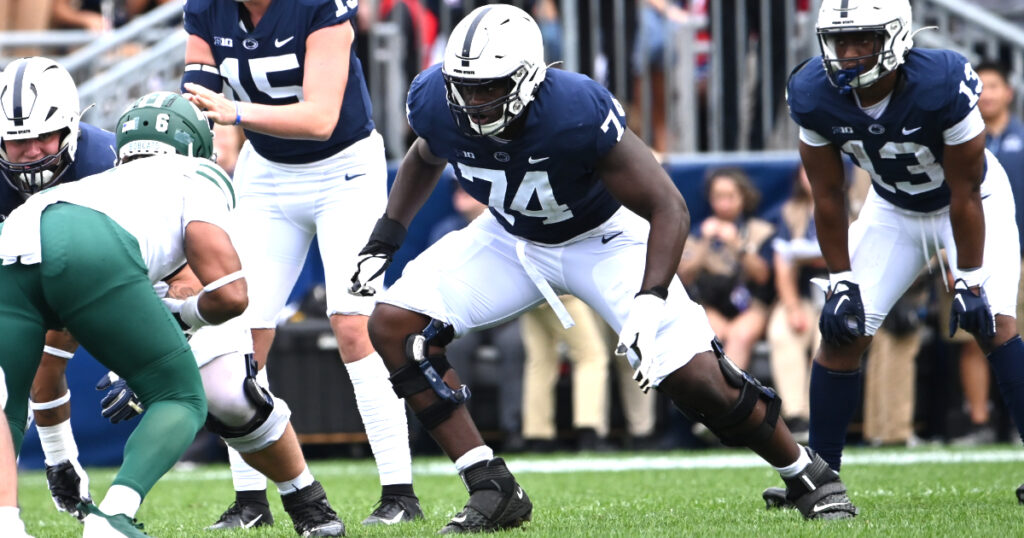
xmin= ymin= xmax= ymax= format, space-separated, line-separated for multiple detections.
xmin=691 ymin=339 xmax=782 ymax=447
xmin=388 ymin=319 xmax=470 ymax=430
xmin=205 ymin=353 xmax=275 ymax=438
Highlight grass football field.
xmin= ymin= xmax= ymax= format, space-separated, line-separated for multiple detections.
xmin=17 ymin=444 xmax=1024 ymax=537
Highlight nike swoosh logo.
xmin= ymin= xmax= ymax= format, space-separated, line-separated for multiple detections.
xmin=955 ymin=294 xmax=966 ymax=310
xmin=451 ymin=514 xmax=468 ymax=524
xmin=528 ymin=156 xmax=549 ymax=164
xmin=902 ymin=126 xmax=922 ymax=135
xmin=242 ymin=514 xmax=263 ymax=529
xmin=516 ymin=486 xmax=524 ymax=499
xmin=833 ymin=294 xmax=849 ymax=314
xmin=382 ymin=509 xmax=405 ymax=524
xmin=345 ymin=172 xmax=365 ymax=181
xmin=601 ymin=231 xmax=623 ymax=244
xmin=275 ymin=36 xmax=294 ymax=48
xmin=812 ymin=502 xmax=848 ymax=513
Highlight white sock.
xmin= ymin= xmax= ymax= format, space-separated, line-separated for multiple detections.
xmin=37 ymin=418 xmax=78 ymax=466
xmin=454 ymin=445 xmax=494 ymax=472
xmin=774 ymin=445 xmax=813 ymax=478
xmin=346 ymin=352 xmax=413 ymax=485
xmin=0 ymin=506 xmax=27 ymax=535
xmin=275 ymin=466 xmax=315 ymax=495
xmin=228 ymin=446 xmax=267 ymax=492
xmin=98 ymin=485 xmax=141 ymax=518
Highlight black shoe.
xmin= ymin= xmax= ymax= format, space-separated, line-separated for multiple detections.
xmin=1017 ymin=483 xmax=1024 ymax=504
xmin=206 ymin=500 xmax=274 ymax=530
xmin=763 ymin=448 xmax=858 ymax=520
xmin=438 ymin=458 xmax=532 ymax=534
xmin=282 ymin=481 xmax=345 ymax=536
xmin=361 ymin=493 xmax=423 ymax=525
xmin=46 ymin=460 xmax=92 ymax=521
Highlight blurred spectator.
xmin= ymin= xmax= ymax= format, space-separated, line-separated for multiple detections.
xmin=52 ymin=0 xmax=173 ymax=31
xmin=631 ymin=0 xmax=701 ymax=153
xmin=429 ymin=181 xmax=525 ymax=451
xmin=766 ymin=164 xmax=822 ymax=440
xmin=52 ymin=0 xmax=111 ymax=32
xmin=945 ymin=61 xmax=1024 ymax=444
xmin=678 ymin=167 xmax=774 ymax=369
xmin=520 ymin=297 xmax=611 ymax=451
xmin=0 ymin=0 xmax=55 ymax=57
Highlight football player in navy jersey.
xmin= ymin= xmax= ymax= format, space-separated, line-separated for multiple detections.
xmin=764 ymin=0 xmax=1024 ymax=508
xmin=348 ymin=4 xmax=856 ymax=530
xmin=0 ymin=56 xmax=116 ymax=523
xmin=181 ymin=0 xmax=423 ymax=529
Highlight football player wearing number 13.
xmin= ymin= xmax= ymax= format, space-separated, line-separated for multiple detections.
xmin=181 ymin=0 xmax=423 ymax=530
xmin=346 ymin=4 xmax=855 ymax=531
xmin=763 ymin=0 xmax=1024 ymax=509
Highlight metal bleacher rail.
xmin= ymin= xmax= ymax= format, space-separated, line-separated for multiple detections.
xmin=0 ymin=1 xmax=1021 ymax=159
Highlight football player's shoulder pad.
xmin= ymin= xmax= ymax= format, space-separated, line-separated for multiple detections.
xmin=786 ymin=57 xmax=824 ymax=115
xmin=182 ymin=0 xmax=213 ymax=15
xmin=406 ymin=64 xmax=445 ymax=136
xmin=898 ymin=49 xmax=960 ymax=112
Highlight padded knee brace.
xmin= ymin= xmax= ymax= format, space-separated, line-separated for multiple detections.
xmin=389 ymin=319 xmax=470 ymax=430
xmin=205 ymin=353 xmax=278 ymax=439
xmin=687 ymin=339 xmax=782 ymax=447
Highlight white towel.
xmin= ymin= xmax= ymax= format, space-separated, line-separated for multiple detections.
xmin=0 ymin=195 xmax=57 ymax=266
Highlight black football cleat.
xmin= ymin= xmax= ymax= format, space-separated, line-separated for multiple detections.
xmin=282 ymin=481 xmax=345 ymax=537
xmin=764 ymin=448 xmax=858 ymax=520
xmin=362 ymin=493 xmax=424 ymax=525
xmin=438 ymin=457 xmax=532 ymax=534
xmin=1016 ymin=483 xmax=1024 ymax=504
xmin=46 ymin=460 xmax=92 ymax=521
xmin=206 ymin=500 xmax=274 ymax=530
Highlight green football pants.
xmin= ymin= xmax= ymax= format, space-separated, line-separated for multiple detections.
xmin=0 ymin=203 xmax=207 ymax=497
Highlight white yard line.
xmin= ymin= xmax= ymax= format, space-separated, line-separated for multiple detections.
xmin=154 ymin=447 xmax=1024 ymax=482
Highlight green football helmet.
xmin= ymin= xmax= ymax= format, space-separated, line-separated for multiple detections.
xmin=115 ymin=91 xmax=215 ymax=163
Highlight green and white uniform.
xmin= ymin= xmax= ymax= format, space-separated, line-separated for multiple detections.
xmin=0 ymin=154 xmax=233 ymax=498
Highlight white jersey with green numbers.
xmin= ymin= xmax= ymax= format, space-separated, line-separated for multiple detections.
xmin=0 ymin=154 xmax=234 ymax=282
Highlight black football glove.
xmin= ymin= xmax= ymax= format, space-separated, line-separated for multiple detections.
xmin=96 ymin=372 xmax=144 ymax=424
xmin=819 ymin=276 xmax=865 ymax=346
xmin=349 ymin=214 xmax=407 ymax=297
xmin=949 ymin=278 xmax=995 ymax=338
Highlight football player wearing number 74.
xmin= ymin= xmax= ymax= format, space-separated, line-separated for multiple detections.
xmin=763 ymin=0 xmax=1024 ymax=509
xmin=347 ymin=4 xmax=857 ymax=531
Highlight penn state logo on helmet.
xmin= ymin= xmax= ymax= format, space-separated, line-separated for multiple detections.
xmin=0 ymin=57 xmax=82 ymax=196
xmin=115 ymin=91 xmax=215 ymax=163
xmin=815 ymin=0 xmax=915 ymax=93
xmin=442 ymin=4 xmax=547 ymax=137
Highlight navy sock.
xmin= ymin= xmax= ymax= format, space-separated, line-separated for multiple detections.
xmin=988 ymin=335 xmax=1024 ymax=444
xmin=808 ymin=361 xmax=862 ymax=472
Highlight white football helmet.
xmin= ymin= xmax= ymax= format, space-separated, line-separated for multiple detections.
xmin=442 ymin=4 xmax=546 ymax=137
xmin=0 ymin=57 xmax=82 ymax=196
xmin=816 ymin=0 xmax=914 ymax=93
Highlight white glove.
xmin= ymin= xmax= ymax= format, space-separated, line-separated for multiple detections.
xmin=161 ymin=294 xmax=208 ymax=333
xmin=616 ymin=292 xmax=667 ymax=394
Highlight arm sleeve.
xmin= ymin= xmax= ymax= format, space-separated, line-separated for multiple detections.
xmin=799 ymin=126 xmax=832 ymax=147
xmin=943 ymin=106 xmax=985 ymax=145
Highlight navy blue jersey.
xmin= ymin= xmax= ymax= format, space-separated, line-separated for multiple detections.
xmin=184 ymin=0 xmax=373 ymax=164
xmin=788 ymin=49 xmax=983 ymax=213
xmin=407 ymin=65 xmax=624 ymax=244
xmin=0 ymin=122 xmax=115 ymax=220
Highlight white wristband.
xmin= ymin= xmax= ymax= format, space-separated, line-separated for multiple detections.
xmin=179 ymin=294 xmax=210 ymax=330
xmin=958 ymin=266 xmax=988 ymax=288
xmin=829 ymin=270 xmax=854 ymax=288
xmin=42 ymin=345 xmax=75 ymax=360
